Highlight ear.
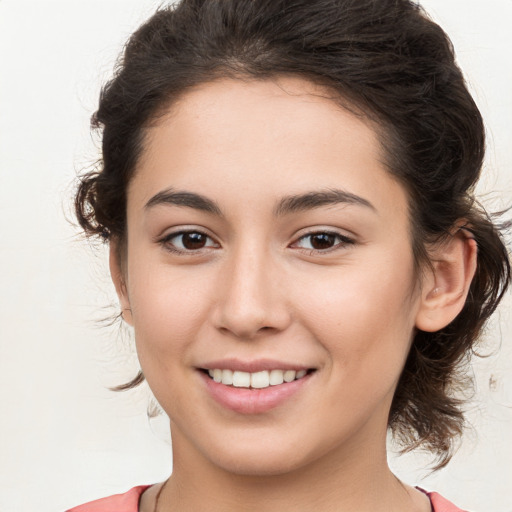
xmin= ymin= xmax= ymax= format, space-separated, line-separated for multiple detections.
xmin=415 ymin=229 xmax=477 ymax=332
xmin=109 ymin=240 xmax=133 ymax=326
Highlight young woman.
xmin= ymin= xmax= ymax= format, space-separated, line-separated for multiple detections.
xmin=68 ymin=0 xmax=511 ymax=511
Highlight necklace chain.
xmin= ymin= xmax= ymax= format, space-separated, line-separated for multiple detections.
xmin=151 ymin=476 xmax=425 ymax=511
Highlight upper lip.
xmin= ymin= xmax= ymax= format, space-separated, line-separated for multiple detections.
xmin=199 ymin=358 xmax=313 ymax=373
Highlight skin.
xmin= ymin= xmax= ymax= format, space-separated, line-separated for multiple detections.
xmin=111 ymin=77 xmax=477 ymax=512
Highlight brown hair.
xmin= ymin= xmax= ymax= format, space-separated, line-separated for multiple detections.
xmin=75 ymin=0 xmax=511 ymax=468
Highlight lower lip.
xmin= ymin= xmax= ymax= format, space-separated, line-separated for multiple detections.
xmin=200 ymin=371 xmax=313 ymax=414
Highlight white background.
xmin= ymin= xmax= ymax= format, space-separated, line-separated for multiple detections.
xmin=0 ymin=1 xmax=511 ymax=511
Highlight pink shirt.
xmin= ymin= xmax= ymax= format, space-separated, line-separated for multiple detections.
xmin=66 ymin=485 xmax=468 ymax=511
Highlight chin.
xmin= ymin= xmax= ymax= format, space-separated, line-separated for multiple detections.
xmin=212 ymin=452 xmax=307 ymax=477
xmin=198 ymin=433 xmax=325 ymax=477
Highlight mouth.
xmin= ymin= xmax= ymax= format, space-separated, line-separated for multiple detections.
xmin=198 ymin=359 xmax=318 ymax=413
xmin=200 ymin=368 xmax=315 ymax=389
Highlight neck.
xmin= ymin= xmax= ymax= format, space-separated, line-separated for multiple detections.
xmin=157 ymin=424 xmax=422 ymax=512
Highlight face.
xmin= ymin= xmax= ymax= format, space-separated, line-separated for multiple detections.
xmin=115 ymin=77 xmax=426 ymax=476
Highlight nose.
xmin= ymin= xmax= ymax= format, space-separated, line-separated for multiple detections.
xmin=213 ymin=245 xmax=292 ymax=340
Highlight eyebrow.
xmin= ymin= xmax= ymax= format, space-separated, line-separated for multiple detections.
xmin=273 ymin=188 xmax=376 ymax=216
xmin=144 ymin=187 xmax=376 ymax=217
xmin=145 ymin=188 xmax=223 ymax=216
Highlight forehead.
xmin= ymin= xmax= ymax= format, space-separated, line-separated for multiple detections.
xmin=148 ymin=76 xmax=379 ymax=159
xmin=131 ymin=77 xmax=408 ymax=222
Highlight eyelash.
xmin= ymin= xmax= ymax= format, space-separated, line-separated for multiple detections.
xmin=292 ymin=231 xmax=355 ymax=254
xmin=160 ymin=230 xmax=219 ymax=255
xmin=159 ymin=229 xmax=355 ymax=255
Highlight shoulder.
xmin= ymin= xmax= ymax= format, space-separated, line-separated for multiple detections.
xmin=418 ymin=488 xmax=470 ymax=512
xmin=66 ymin=485 xmax=151 ymax=512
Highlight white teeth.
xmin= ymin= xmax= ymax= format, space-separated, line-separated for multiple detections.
xmin=207 ymin=368 xmax=309 ymax=388
xmin=232 ymin=371 xmax=251 ymax=388
xmin=221 ymin=369 xmax=233 ymax=385
xmin=251 ymin=371 xmax=270 ymax=389
xmin=269 ymin=369 xmax=284 ymax=385
xmin=283 ymin=370 xmax=296 ymax=382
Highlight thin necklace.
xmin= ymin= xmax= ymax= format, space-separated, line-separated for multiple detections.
xmin=153 ymin=479 xmax=167 ymax=512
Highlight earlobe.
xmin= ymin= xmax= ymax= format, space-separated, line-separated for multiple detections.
xmin=415 ymin=230 xmax=477 ymax=333
xmin=109 ymin=241 xmax=133 ymax=326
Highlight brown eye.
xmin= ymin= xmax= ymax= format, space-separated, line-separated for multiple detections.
xmin=309 ymin=233 xmax=337 ymax=250
xmin=293 ymin=231 xmax=355 ymax=252
xmin=181 ymin=232 xmax=208 ymax=250
xmin=162 ymin=230 xmax=218 ymax=253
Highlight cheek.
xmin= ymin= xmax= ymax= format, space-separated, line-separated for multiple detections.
xmin=126 ymin=268 xmax=217 ymax=415
xmin=290 ymin=255 xmax=419 ymax=382
xmin=126 ymin=260 xmax=215 ymax=365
